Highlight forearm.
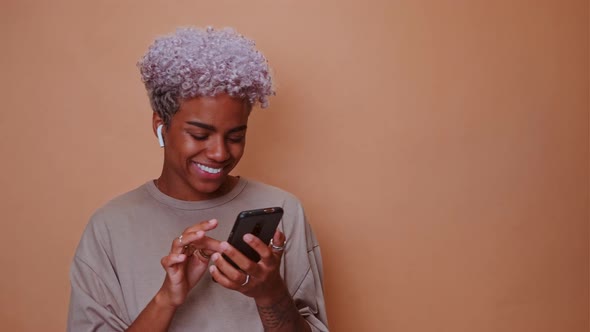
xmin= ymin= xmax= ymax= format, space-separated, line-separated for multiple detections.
xmin=255 ymin=286 xmax=312 ymax=332
xmin=126 ymin=292 xmax=177 ymax=332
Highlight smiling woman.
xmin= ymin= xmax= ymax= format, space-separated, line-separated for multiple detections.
xmin=155 ymin=94 xmax=250 ymax=201
xmin=66 ymin=27 xmax=329 ymax=332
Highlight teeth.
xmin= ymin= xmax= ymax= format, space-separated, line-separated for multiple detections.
xmin=197 ymin=163 xmax=222 ymax=174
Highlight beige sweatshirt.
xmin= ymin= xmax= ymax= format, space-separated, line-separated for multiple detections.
xmin=67 ymin=178 xmax=328 ymax=331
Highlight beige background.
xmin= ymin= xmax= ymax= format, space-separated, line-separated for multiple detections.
xmin=1 ymin=0 xmax=588 ymax=331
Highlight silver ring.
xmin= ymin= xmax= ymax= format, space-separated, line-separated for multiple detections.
xmin=270 ymin=238 xmax=286 ymax=251
xmin=241 ymin=274 xmax=250 ymax=286
xmin=178 ymin=235 xmax=183 ymax=245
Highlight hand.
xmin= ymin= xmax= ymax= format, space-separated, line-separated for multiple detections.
xmin=157 ymin=219 xmax=221 ymax=308
xmin=209 ymin=230 xmax=287 ymax=301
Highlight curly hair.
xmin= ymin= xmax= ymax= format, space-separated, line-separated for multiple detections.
xmin=137 ymin=26 xmax=274 ymax=125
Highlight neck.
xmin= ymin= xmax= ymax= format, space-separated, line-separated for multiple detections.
xmin=154 ymin=175 xmax=238 ymax=201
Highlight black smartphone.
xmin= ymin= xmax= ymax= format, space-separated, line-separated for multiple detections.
xmin=223 ymin=207 xmax=284 ymax=270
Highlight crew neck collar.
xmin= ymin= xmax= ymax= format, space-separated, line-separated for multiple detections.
xmin=144 ymin=177 xmax=248 ymax=210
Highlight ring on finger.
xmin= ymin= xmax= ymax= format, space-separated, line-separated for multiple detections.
xmin=241 ymin=274 xmax=250 ymax=286
xmin=197 ymin=248 xmax=212 ymax=259
xmin=178 ymin=235 xmax=183 ymax=245
xmin=270 ymin=238 xmax=286 ymax=251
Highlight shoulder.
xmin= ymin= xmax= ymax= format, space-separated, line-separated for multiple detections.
xmin=90 ymin=182 xmax=153 ymax=223
xmin=81 ymin=182 xmax=155 ymax=243
xmin=241 ymin=178 xmax=302 ymax=208
xmin=241 ymin=178 xmax=311 ymax=238
xmin=240 ymin=178 xmax=306 ymax=228
xmin=75 ymin=182 xmax=154 ymax=259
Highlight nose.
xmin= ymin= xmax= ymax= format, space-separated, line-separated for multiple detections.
xmin=206 ymin=136 xmax=230 ymax=162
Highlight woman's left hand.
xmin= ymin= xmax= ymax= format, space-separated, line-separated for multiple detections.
xmin=209 ymin=230 xmax=287 ymax=301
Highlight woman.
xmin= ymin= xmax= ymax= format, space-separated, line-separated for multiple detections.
xmin=67 ymin=27 xmax=328 ymax=331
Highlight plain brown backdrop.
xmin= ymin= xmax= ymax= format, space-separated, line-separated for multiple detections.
xmin=1 ymin=0 xmax=588 ymax=331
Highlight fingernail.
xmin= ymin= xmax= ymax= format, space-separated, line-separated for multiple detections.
xmin=209 ymin=265 xmax=215 ymax=274
xmin=211 ymin=253 xmax=220 ymax=261
xmin=178 ymin=254 xmax=186 ymax=260
xmin=243 ymin=234 xmax=253 ymax=242
xmin=196 ymin=230 xmax=204 ymax=237
xmin=209 ymin=219 xmax=217 ymax=224
xmin=220 ymin=242 xmax=229 ymax=251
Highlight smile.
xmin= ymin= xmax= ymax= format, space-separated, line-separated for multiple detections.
xmin=195 ymin=162 xmax=223 ymax=174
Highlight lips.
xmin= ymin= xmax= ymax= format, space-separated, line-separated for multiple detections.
xmin=193 ymin=162 xmax=224 ymax=174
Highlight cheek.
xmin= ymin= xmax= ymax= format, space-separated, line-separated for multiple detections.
xmin=230 ymin=143 xmax=246 ymax=160
xmin=168 ymin=141 xmax=204 ymax=163
xmin=179 ymin=138 xmax=205 ymax=153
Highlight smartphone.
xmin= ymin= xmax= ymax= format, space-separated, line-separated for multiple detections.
xmin=223 ymin=207 xmax=284 ymax=270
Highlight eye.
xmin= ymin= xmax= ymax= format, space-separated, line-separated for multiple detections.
xmin=227 ymin=136 xmax=245 ymax=143
xmin=190 ymin=134 xmax=208 ymax=141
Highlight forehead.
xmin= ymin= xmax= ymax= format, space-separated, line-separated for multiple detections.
xmin=174 ymin=94 xmax=250 ymax=126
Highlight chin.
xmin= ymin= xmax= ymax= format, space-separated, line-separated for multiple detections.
xmin=192 ymin=179 xmax=227 ymax=195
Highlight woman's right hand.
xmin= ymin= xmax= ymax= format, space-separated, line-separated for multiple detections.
xmin=156 ymin=219 xmax=221 ymax=308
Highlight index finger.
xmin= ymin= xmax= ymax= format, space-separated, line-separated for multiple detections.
xmin=185 ymin=218 xmax=218 ymax=233
xmin=170 ymin=219 xmax=219 ymax=253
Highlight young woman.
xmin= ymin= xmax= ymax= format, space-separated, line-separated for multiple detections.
xmin=67 ymin=27 xmax=328 ymax=332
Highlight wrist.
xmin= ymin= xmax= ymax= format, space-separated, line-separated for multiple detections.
xmin=254 ymin=281 xmax=290 ymax=306
xmin=154 ymin=289 xmax=180 ymax=312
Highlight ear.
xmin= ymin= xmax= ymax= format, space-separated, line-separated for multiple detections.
xmin=152 ymin=112 xmax=165 ymax=147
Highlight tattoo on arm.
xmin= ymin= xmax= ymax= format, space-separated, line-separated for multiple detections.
xmin=256 ymin=294 xmax=308 ymax=332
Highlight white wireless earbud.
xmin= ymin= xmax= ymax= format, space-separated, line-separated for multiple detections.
xmin=157 ymin=124 xmax=165 ymax=147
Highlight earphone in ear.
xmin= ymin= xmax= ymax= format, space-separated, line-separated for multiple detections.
xmin=157 ymin=124 xmax=165 ymax=147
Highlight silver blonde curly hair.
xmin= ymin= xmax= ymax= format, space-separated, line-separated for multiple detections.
xmin=138 ymin=26 xmax=275 ymax=125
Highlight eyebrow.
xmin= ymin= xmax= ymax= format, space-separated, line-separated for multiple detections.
xmin=186 ymin=121 xmax=247 ymax=133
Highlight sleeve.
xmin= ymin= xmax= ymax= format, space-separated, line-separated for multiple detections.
xmin=282 ymin=201 xmax=329 ymax=331
xmin=67 ymin=213 xmax=131 ymax=332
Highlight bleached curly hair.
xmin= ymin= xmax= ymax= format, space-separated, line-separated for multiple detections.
xmin=138 ymin=26 xmax=274 ymax=125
